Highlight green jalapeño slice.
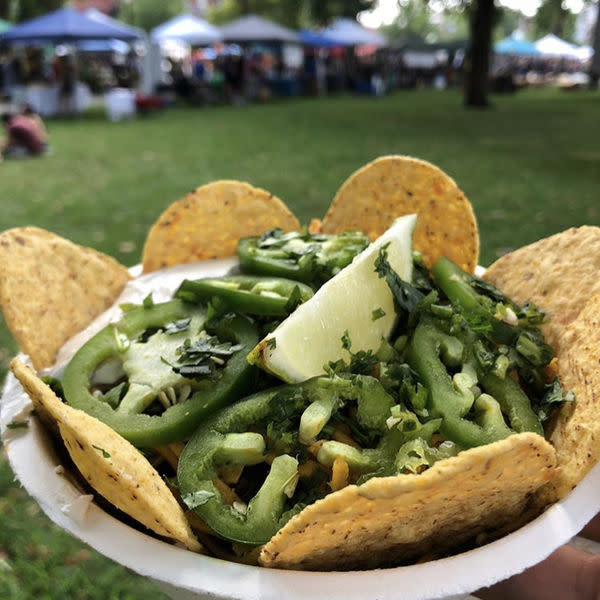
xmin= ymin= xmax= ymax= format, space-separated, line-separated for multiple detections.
xmin=61 ymin=299 xmax=259 ymax=448
xmin=175 ymin=275 xmax=314 ymax=317
xmin=237 ymin=229 xmax=369 ymax=287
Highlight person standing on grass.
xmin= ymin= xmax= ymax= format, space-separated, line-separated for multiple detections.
xmin=1 ymin=112 xmax=46 ymax=160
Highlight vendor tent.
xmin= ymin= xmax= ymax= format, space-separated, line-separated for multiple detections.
xmin=0 ymin=7 xmax=144 ymax=43
xmin=0 ymin=18 xmax=11 ymax=34
xmin=219 ymin=14 xmax=300 ymax=43
xmin=495 ymin=35 xmax=539 ymax=56
xmin=85 ymin=8 xmax=144 ymax=41
xmin=78 ymin=38 xmax=131 ymax=53
xmin=534 ymin=34 xmax=579 ymax=57
xmin=320 ymin=18 xmax=387 ymax=47
xmin=572 ymin=45 xmax=593 ymax=60
xmin=150 ymin=14 xmax=222 ymax=46
xmin=298 ymin=29 xmax=340 ymax=48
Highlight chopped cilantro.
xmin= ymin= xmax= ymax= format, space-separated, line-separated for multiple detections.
xmin=284 ymin=284 xmax=303 ymax=313
xmin=371 ymin=307 xmax=386 ymax=321
xmin=142 ymin=294 xmax=155 ymax=309
xmin=164 ymin=318 xmax=191 ymax=335
xmin=92 ymin=445 xmax=111 ymax=459
xmin=374 ymin=245 xmax=424 ymax=315
xmin=169 ymin=334 xmax=243 ymax=381
xmin=535 ymin=378 xmax=575 ymax=423
xmin=6 ymin=420 xmax=28 ymax=430
xmin=341 ymin=330 xmax=352 ymax=351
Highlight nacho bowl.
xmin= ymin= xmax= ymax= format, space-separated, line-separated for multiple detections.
xmin=2 ymin=257 xmax=600 ymax=600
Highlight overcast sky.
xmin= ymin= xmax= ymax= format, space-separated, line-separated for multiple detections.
xmin=359 ymin=0 xmax=586 ymax=28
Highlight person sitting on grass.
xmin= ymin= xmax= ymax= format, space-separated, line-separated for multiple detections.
xmin=1 ymin=111 xmax=46 ymax=160
xmin=21 ymin=104 xmax=48 ymax=152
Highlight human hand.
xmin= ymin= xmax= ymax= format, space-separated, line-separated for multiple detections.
xmin=476 ymin=514 xmax=600 ymax=600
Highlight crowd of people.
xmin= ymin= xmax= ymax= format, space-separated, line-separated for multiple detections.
xmin=0 ymin=38 xmax=593 ymax=159
xmin=491 ymin=54 xmax=591 ymax=92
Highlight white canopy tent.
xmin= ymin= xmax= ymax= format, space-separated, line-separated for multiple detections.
xmin=151 ymin=14 xmax=222 ymax=46
xmin=534 ymin=34 xmax=580 ymax=58
xmin=219 ymin=14 xmax=300 ymax=43
xmin=571 ymin=45 xmax=593 ymax=61
xmin=320 ymin=18 xmax=387 ymax=47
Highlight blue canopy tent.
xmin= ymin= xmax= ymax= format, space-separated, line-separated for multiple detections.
xmin=0 ymin=7 xmax=144 ymax=43
xmin=494 ymin=36 xmax=540 ymax=56
xmin=77 ymin=39 xmax=131 ymax=53
xmin=76 ymin=11 xmax=144 ymax=54
xmin=319 ymin=18 xmax=387 ymax=47
xmin=0 ymin=8 xmax=146 ymax=116
xmin=298 ymin=29 xmax=340 ymax=48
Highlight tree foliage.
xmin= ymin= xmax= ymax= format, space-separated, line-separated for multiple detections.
xmin=209 ymin=0 xmax=306 ymax=28
xmin=209 ymin=0 xmax=376 ymax=27
xmin=382 ymin=0 xmax=468 ymax=44
xmin=0 ymin=0 xmax=11 ymax=21
xmin=533 ymin=0 xmax=576 ymax=41
xmin=10 ymin=0 xmax=64 ymax=22
xmin=307 ymin=0 xmax=377 ymax=25
xmin=117 ymin=0 xmax=182 ymax=33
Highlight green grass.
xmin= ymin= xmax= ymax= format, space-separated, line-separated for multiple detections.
xmin=0 ymin=88 xmax=599 ymax=598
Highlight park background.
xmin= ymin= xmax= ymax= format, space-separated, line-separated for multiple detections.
xmin=0 ymin=1 xmax=599 ymax=598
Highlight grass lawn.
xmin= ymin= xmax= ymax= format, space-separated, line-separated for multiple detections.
xmin=0 ymin=87 xmax=599 ymax=598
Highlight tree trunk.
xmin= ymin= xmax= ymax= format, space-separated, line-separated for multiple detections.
xmin=0 ymin=0 xmax=9 ymax=21
xmin=464 ymin=0 xmax=495 ymax=109
xmin=590 ymin=3 xmax=600 ymax=90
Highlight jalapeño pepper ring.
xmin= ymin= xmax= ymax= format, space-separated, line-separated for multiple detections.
xmin=61 ymin=299 xmax=259 ymax=448
xmin=178 ymin=375 xmax=446 ymax=546
xmin=237 ymin=229 xmax=369 ymax=287
xmin=176 ymin=275 xmax=314 ymax=317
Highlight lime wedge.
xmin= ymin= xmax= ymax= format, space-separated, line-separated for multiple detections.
xmin=247 ymin=214 xmax=417 ymax=383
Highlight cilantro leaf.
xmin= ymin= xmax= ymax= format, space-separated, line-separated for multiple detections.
xmin=535 ymin=378 xmax=575 ymax=423
xmin=374 ymin=245 xmax=424 ymax=314
xmin=372 ymin=307 xmax=386 ymax=321
xmin=169 ymin=334 xmax=242 ymax=381
xmin=92 ymin=445 xmax=111 ymax=459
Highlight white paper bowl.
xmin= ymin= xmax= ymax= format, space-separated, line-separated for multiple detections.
xmin=2 ymin=259 xmax=600 ymax=600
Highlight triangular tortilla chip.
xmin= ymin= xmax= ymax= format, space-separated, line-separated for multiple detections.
xmin=320 ymin=156 xmax=479 ymax=273
xmin=142 ymin=181 xmax=300 ymax=273
xmin=10 ymin=359 xmax=202 ymax=552
xmin=0 ymin=227 xmax=131 ymax=370
xmin=483 ymin=226 xmax=600 ymax=351
xmin=260 ymin=433 xmax=556 ymax=570
xmin=534 ymin=293 xmax=600 ymax=507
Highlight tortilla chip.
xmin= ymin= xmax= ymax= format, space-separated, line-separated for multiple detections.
xmin=10 ymin=359 xmax=202 ymax=552
xmin=0 ymin=227 xmax=131 ymax=371
xmin=483 ymin=226 xmax=600 ymax=351
xmin=320 ymin=156 xmax=479 ymax=273
xmin=260 ymin=432 xmax=556 ymax=570
xmin=534 ymin=293 xmax=600 ymax=507
xmin=142 ymin=181 xmax=300 ymax=273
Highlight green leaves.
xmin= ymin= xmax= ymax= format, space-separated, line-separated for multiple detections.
xmin=374 ymin=244 xmax=424 ymax=315
xmin=171 ymin=335 xmax=243 ymax=381
xmin=535 ymin=377 xmax=575 ymax=423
